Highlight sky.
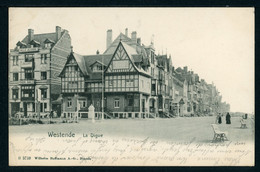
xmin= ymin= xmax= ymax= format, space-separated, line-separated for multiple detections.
xmin=9 ymin=8 xmax=254 ymax=114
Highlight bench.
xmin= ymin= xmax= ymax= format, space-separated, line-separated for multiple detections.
xmin=240 ymin=119 xmax=247 ymax=128
xmin=211 ymin=124 xmax=228 ymax=142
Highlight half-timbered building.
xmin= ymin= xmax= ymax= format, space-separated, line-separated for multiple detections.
xmin=59 ymin=52 xmax=112 ymax=118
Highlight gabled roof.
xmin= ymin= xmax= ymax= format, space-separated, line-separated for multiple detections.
xmin=16 ymin=41 xmax=27 ymax=47
xmin=21 ymin=32 xmax=64 ymax=48
xmin=83 ymin=54 xmax=113 ymax=67
xmin=89 ymin=60 xmax=107 ymax=67
xmin=132 ymin=54 xmax=142 ymax=62
xmin=29 ymin=40 xmax=41 ymax=46
xmin=103 ymin=33 xmax=135 ymax=54
xmin=103 ymin=32 xmax=150 ymax=66
xmin=73 ymin=52 xmax=90 ymax=76
xmin=44 ymin=38 xmax=55 ymax=44
xmin=120 ymin=41 xmax=150 ymax=76
xmin=59 ymin=52 xmax=113 ymax=80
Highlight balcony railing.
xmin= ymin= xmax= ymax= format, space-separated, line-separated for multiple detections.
xmin=19 ymin=79 xmax=35 ymax=85
xmin=21 ymin=61 xmax=33 ymax=68
xmin=19 ymin=47 xmax=39 ymax=53
xmin=125 ymin=106 xmax=140 ymax=112
xmin=21 ymin=97 xmax=35 ymax=101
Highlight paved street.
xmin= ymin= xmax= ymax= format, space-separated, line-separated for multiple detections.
xmin=9 ymin=116 xmax=254 ymax=143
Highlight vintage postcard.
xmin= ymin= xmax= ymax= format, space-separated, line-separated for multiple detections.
xmin=9 ymin=7 xmax=254 ymax=166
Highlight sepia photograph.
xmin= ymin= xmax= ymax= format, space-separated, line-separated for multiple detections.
xmin=8 ymin=7 xmax=254 ymax=166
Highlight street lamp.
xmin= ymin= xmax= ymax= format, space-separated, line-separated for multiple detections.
xmin=101 ymin=54 xmax=104 ymax=120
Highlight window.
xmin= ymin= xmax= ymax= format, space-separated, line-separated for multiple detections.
xmin=12 ymin=56 xmax=18 ymax=66
xmin=41 ymin=72 xmax=47 ymax=80
xmin=114 ymin=98 xmax=120 ymax=108
xmin=93 ymin=65 xmax=102 ymax=72
xmin=41 ymin=89 xmax=47 ymax=99
xmin=152 ymin=84 xmax=156 ymax=91
xmin=79 ymin=100 xmax=87 ymax=108
xmin=151 ymin=51 xmax=154 ymax=64
xmin=12 ymin=89 xmax=19 ymax=99
xmin=127 ymin=95 xmax=134 ymax=106
xmin=67 ymin=98 xmax=72 ymax=108
xmin=13 ymin=73 xmax=19 ymax=81
xmin=109 ymin=80 xmax=113 ymax=86
xmin=25 ymin=54 xmax=34 ymax=62
xmin=40 ymin=103 xmax=47 ymax=112
xmin=126 ymin=79 xmax=134 ymax=87
xmin=68 ymin=81 xmax=78 ymax=89
xmin=21 ymin=86 xmax=35 ymax=98
xmin=41 ymin=54 xmax=47 ymax=64
xmin=24 ymin=69 xmax=34 ymax=80
xmin=45 ymin=43 xmax=51 ymax=48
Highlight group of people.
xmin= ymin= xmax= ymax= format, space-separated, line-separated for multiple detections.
xmin=216 ymin=112 xmax=231 ymax=124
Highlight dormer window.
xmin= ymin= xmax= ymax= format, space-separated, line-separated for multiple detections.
xmin=45 ymin=43 xmax=52 ymax=48
xmin=16 ymin=41 xmax=27 ymax=49
xmin=90 ymin=61 xmax=106 ymax=72
xmin=44 ymin=38 xmax=55 ymax=48
xmin=29 ymin=40 xmax=40 ymax=48
xmin=93 ymin=65 xmax=102 ymax=72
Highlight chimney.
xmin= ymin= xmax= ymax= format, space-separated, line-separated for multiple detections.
xmin=125 ymin=28 xmax=128 ymax=37
xmin=70 ymin=46 xmax=73 ymax=53
xmin=184 ymin=66 xmax=188 ymax=73
xmin=131 ymin=31 xmax=137 ymax=43
xmin=106 ymin=29 xmax=112 ymax=49
xmin=137 ymin=38 xmax=141 ymax=45
xmin=56 ymin=26 xmax=62 ymax=41
xmin=28 ymin=29 xmax=34 ymax=42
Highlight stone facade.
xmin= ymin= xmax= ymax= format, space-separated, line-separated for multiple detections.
xmin=9 ymin=26 xmax=71 ymax=117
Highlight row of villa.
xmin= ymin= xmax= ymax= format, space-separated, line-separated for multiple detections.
xmin=9 ymin=26 xmax=230 ymax=119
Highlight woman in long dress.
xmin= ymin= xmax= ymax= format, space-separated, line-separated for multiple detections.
xmin=226 ymin=112 xmax=231 ymax=124
xmin=218 ymin=113 xmax=222 ymax=124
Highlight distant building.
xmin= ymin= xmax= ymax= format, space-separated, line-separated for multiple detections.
xmin=9 ymin=26 xmax=71 ymax=117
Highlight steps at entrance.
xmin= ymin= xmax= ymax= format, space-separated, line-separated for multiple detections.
xmin=163 ymin=113 xmax=171 ymax=118
xmin=168 ymin=113 xmax=175 ymax=118
xmin=149 ymin=113 xmax=156 ymax=118
xmin=104 ymin=112 xmax=114 ymax=119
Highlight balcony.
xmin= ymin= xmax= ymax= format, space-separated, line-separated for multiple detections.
xmin=21 ymin=61 xmax=33 ymax=68
xmin=125 ymin=106 xmax=140 ymax=112
xmin=19 ymin=47 xmax=39 ymax=53
xmin=19 ymin=79 xmax=35 ymax=85
xmin=21 ymin=97 xmax=35 ymax=101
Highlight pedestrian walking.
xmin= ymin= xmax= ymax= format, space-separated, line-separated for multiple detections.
xmin=226 ymin=112 xmax=231 ymax=124
xmin=218 ymin=113 xmax=222 ymax=124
